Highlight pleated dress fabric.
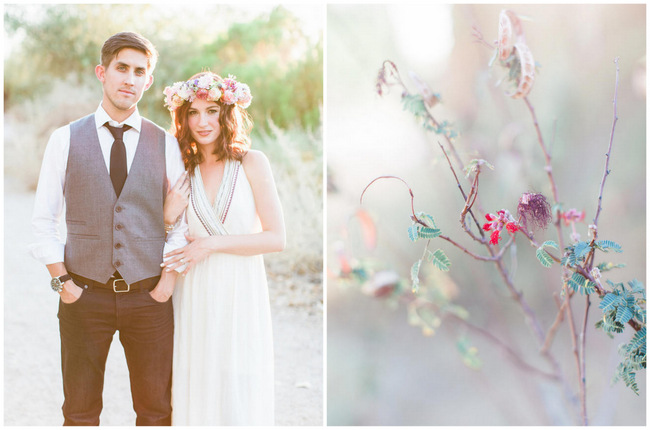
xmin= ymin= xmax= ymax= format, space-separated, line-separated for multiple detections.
xmin=171 ymin=160 xmax=274 ymax=425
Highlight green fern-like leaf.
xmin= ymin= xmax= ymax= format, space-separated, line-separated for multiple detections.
xmin=615 ymin=305 xmax=634 ymax=324
xmin=463 ymin=159 xmax=495 ymax=177
xmin=428 ymin=249 xmax=451 ymax=271
xmin=568 ymin=272 xmax=595 ymax=295
xmin=595 ymin=240 xmax=622 ymax=253
xmin=574 ymin=241 xmax=592 ymax=259
xmin=541 ymin=240 xmax=559 ymax=250
xmin=536 ymin=241 xmax=558 ymax=268
xmin=411 ymin=260 xmax=422 ymax=293
xmin=597 ymin=262 xmax=626 ymax=272
xmin=626 ymin=327 xmax=646 ymax=354
xmin=628 ymin=279 xmax=645 ymax=298
xmin=456 ymin=336 xmax=482 ymax=370
xmin=401 ymin=94 xmax=427 ymax=117
xmin=536 ymin=248 xmax=553 ymax=268
xmin=600 ymin=293 xmax=625 ymax=313
xmin=418 ymin=226 xmax=442 ymax=239
xmin=415 ymin=212 xmax=437 ymax=228
xmin=613 ymin=327 xmax=646 ymax=395
xmin=407 ymin=225 xmax=418 ymax=242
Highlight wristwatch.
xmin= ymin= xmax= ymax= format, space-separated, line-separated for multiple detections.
xmin=51 ymin=274 xmax=72 ymax=293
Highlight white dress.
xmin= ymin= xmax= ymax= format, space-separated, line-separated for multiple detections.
xmin=171 ymin=160 xmax=274 ymax=425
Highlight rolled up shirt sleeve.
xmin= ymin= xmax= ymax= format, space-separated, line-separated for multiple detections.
xmin=29 ymin=126 xmax=70 ymax=265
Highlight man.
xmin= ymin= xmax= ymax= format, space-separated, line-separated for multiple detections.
xmin=29 ymin=32 xmax=187 ymax=426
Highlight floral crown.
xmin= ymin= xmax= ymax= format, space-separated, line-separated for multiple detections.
xmin=163 ymin=74 xmax=252 ymax=111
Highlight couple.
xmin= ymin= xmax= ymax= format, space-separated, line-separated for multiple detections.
xmin=29 ymin=31 xmax=285 ymax=426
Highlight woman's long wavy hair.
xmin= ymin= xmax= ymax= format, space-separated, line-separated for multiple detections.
xmin=170 ymin=72 xmax=253 ymax=175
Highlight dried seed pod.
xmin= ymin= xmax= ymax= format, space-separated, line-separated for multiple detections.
xmin=498 ymin=10 xmax=524 ymax=61
xmin=508 ymin=43 xmax=535 ymax=99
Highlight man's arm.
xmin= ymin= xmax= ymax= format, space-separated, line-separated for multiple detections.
xmin=30 ymin=126 xmax=86 ymax=303
xmin=29 ymin=126 xmax=70 ymax=264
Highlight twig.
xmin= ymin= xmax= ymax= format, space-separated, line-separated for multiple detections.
xmin=447 ymin=313 xmax=559 ymax=381
xmin=438 ymin=142 xmax=485 ymax=238
xmin=560 ymin=275 xmax=584 ymax=425
xmin=541 ymin=297 xmax=567 ymax=353
xmin=593 ymin=57 xmax=620 ymax=231
xmin=439 ymin=233 xmax=514 ymax=261
xmin=471 ymin=25 xmax=497 ymax=50
xmin=360 ymin=175 xmax=427 ymax=227
xmin=580 ymin=295 xmax=592 ymax=426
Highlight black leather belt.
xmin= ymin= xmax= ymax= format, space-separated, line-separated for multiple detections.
xmin=70 ymin=273 xmax=160 ymax=293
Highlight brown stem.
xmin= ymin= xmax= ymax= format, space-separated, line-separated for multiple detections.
xmin=579 ymin=295 xmax=592 ymax=426
xmin=439 ymin=233 xmax=514 ymax=261
xmin=560 ymin=276 xmax=583 ymax=424
xmin=593 ymin=57 xmax=620 ymax=230
xmin=438 ymin=142 xmax=485 ymax=238
xmin=541 ymin=297 xmax=567 ymax=353
xmin=447 ymin=314 xmax=559 ymax=381
xmin=360 ymin=175 xmax=427 ymax=227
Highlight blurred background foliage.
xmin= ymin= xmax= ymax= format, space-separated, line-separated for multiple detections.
xmin=327 ymin=4 xmax=645 ymax=426
xmin=4 ymin=3 xmax=323 ymax=278
xmin=4 ymin=4 xmax=322 ymax=131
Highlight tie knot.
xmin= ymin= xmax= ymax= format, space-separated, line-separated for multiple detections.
xmin=105 ymin=123 xmax=131 ymax=140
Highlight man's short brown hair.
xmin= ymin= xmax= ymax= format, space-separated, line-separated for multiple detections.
xmin=100 ymin=32 xmax=158 ymax=72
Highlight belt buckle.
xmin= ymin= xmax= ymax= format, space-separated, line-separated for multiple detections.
xmin=112 ymin=278 xmax=130 ymax=293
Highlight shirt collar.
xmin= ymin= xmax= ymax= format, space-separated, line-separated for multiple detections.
xmin=94 ymin=104 xmax=142 ymax=132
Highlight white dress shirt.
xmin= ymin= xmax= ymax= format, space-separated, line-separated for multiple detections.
xmin=29 ymin=104 xmax=188 ymax=270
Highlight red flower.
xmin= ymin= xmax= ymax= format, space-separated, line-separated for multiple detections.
xmin=490 ymin=230 xmax=501 ymax=245
xmin=506 ymin=222 xmax=519 ymax=234
xmin=483 ymin=209 xmax=519 ymax=245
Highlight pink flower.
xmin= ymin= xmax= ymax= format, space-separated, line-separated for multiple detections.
xmin=195 ymin=88 xmax=209 ymax=99
xmin=221 ymin=90 xmax=236 ymax=105
xmin=560 ymin=209 xmax=585 ymax=226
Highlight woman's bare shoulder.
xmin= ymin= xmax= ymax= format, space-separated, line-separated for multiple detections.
xmin=242 ymin=149 xmax=271 ymax=171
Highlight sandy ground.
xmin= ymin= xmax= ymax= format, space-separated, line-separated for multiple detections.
xmin=4 ymin=188 xmax=323 ymax=426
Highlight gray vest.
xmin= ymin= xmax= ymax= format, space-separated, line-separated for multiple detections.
xmin=64 ymin=114 xmax=167 ymax=284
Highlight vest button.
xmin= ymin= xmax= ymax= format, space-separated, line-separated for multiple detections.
xmin=114 ymin=243 xmax=122 ymax=249
xmin=115 ymin=206 xmax=122 ymax=213
xmin=115 ymin=261 xmax=122 ymax=267
xmin=115 ymin=224 xmax=122 ymax=231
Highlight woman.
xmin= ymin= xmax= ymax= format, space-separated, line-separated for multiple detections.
xmin=161 ymin=72 xmax=285 ymax=425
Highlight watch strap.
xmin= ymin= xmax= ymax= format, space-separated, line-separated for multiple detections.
xmin=58 ymin=273 xmax=72 ymax=283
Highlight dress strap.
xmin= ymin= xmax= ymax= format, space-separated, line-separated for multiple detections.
xmin=189 ymin=160 xmax=241 ymax=236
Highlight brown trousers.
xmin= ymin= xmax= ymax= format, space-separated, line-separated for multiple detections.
xmin=57 ymin=280 xmax=173 ymax=426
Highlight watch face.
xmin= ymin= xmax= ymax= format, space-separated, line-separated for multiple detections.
xmin=51 ymin=278 xmax=63 ymax=292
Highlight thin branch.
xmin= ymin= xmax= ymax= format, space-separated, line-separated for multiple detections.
xmin=593 ymin=57 xmax=620 ymax=231
xmin=360 ymin=175 xmax=427 ymax=227
xmin=439 ymin=233 xmax=514 ymax=262
xmin=438 ymin=142 xmax=485 ymax=238
xmin=471 ymin=25 xmax=497 ymax=50
xmin=447 ymin=314 xmax=559 ymax=381
xmin=579 ymin=295 xmax=592 ymax=426
xmin=541 ymin=297 xmax=567 ymax=353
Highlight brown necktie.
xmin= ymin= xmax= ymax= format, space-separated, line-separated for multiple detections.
xmin=105 ymin=123 xmax=131 ymax=197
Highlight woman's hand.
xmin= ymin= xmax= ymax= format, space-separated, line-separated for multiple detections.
xmin=162 ymin=234 xmax=215 ymax=276
xmin=163 ymin=172 xmax=190 ymax=225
